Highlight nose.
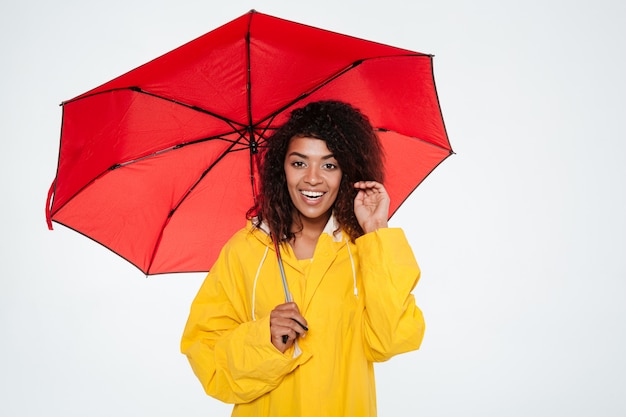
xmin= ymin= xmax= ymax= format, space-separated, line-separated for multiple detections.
xmin=303 ymin=166 xmax=322 ymax=185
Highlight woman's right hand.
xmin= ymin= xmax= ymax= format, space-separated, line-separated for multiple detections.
xmin=270 ymin=302 xmax=308 ymax=353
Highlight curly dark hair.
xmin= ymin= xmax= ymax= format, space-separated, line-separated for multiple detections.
xmin=248 ymin=100 xmax=385 ymax=242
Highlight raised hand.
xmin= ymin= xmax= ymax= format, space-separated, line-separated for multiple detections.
xmin=353 ymin=181 xmax=390 ymax=234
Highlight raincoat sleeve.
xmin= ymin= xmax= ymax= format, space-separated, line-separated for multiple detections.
xmin=180 ymin=237 xmax=311 ymax=404
xmin=356 ymin=227 xmax=425 ymax=362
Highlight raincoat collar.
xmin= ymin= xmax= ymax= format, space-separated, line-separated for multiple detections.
xmin=251 ymin=213 xmax=344 ymax=244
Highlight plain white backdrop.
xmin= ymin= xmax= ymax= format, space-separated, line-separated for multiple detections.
xmin=2 ymin=0 xmax=625 ymax=416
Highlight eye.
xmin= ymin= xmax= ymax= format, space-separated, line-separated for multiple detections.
xmin=323 ymin=162 xmax=338 ymax=170
xmin=291 ymin=161 xmax=306 ymax=168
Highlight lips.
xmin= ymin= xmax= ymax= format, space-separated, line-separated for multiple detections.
xmin=300 ymin=190 xmax=325 ymax=199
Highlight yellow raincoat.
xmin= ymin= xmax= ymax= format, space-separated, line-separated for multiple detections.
xmin=181 ymin=219 xmax=425 ymax=416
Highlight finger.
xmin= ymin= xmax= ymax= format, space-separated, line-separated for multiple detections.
xmin=353 ymin=180 xmax=383 ymax=189
xmin=271 ymin=328 xmax=295 ymax=352
xmin=354 ymin=184 xmax=387 ymax=200
xmin=271 ymin=324 xmax=298 ymax=340
xmin=353 ymin=181 xmax=372 ymax=190
xmin=272 ymin=302 xmax=301 ymax=314
xmin=271 ymin=316 xmax=307 ymax=337
xmin=290 ymin=318 xmax=308 ymax=331
xmin=271 ymin=324 xmax=299 ymax=345
xmin=270 ymin=308 xmax=307 ymax=329
xmin=271 ymin=303 xmax=308 ymax=328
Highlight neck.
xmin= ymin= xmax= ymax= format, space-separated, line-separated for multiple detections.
xmin=289 ymin=213 xmax=331 ymax=260
xmin=291 ymin=212 xmax=330 ymax=241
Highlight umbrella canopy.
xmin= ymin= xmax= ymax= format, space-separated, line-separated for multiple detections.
xmin=46 ymin=10 xmax=452 ymax=275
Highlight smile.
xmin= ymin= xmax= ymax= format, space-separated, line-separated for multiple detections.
xmin=300 ymin=190 xmax=325 ymax=199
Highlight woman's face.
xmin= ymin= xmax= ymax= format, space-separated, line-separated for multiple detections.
xmin=284 ymin=136 xmax=342 ymax=225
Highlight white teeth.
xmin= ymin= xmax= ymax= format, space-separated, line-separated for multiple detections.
xmin=301 ymin=191 xmax=324 ymax=198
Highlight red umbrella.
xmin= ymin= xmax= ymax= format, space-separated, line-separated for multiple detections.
xmin=46 ymin=10 xmax=452 ymax=275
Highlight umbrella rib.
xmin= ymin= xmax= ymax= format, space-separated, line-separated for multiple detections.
xmin=63 ymin=86 xmax=247 ymax=130
xmin=108 ymin=133 xmax=249 ymax=170
xmin=146 ymin=138 xmax=243 ymax=274
xmin=130 ymin=87 xmax=247 ymax=129
xmin=254 ymin=54 xmax=427 ymax=127
xmin=375 ymin=128 xmax=454 ymax=154
xmin=246 ymin=12 xmax=255 ymax=135
xmin=50 ymin=130 xmax=250 ymax=231
xmin=246 ymin=12 xmax=261 ymax=204
xmin=253 ymin=60 xmax=363 ymax=127
xmin=254 ymin=115 xmax=278 ymax=144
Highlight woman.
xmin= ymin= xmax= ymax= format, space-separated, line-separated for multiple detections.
xmin=181 ymin=101 xmax=425 ymax=416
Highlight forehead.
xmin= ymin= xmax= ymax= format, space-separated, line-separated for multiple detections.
xmin=286 ymin=136 xmax=333 ymax=156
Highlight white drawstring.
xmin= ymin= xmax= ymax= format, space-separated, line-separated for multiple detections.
xmin=251 ymin=246 xmax=269 ymax=321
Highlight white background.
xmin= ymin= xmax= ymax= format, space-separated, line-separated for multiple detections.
xmin=2 ymin=0 xmax=625 ymax=416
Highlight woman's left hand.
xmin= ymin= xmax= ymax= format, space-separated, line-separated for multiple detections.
xmin=353 ymin=181 xmax=390 ymax=234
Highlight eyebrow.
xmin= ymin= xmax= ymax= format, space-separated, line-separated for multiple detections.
xmin=287 ymin=151 xmax=336 ymax=160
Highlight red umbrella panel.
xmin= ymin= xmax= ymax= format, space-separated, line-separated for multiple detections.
xmin=46 ymin=10 xmax=452 ymax=275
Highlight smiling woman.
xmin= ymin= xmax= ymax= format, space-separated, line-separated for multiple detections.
xmin=255 ymin=100 xmax=387 ymax=244
xmin=181 ymin=100 xmax=425 ymax=417
xmin=283 ymin=136 xmax=343 ymax=253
